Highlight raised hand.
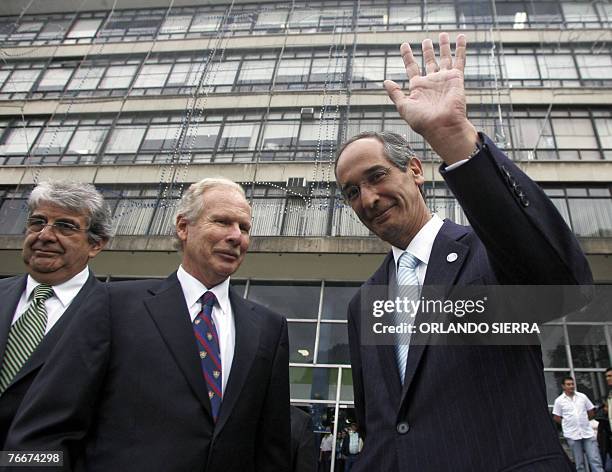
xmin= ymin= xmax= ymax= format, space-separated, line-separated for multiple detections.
xmin=383 ymin=33 xmax=479 ymax=165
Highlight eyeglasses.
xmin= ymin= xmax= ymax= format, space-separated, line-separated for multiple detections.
xmin=26 ymin=218 xmax=88 ymax=236
xmin=340 ymin=167 xmax=393 ymax=203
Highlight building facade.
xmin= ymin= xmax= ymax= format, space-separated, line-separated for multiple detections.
xmin=0 ymin=0 xmax=611 ymax=466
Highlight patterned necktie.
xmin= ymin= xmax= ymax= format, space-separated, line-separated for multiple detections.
xmin=0 ymin=283 xmax=54 ymax=394
xmin=395 ymin=252 xmax=420 ymax=384
xmin=193 ymin=291 xmax=222 ymax=422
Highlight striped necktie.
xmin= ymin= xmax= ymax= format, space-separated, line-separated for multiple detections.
xmin=193 ymin=291 xmax=223 ymax=422
xmin=395 ymin=252 xmax=420 ymax=384
xmin=0 ymin=283 xmax=54 ymax=394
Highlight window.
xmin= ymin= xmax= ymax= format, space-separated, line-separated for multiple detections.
xmin=494 ymin=3 xmax=529 ymax=27
xmin=424 ymin=4 xmax=456 ymax=26
xmin=317 ymin=323 xmax=349 ymax=364
xmin=464 ymin=53 xmax=497 ymax=81
xmin=537 ymin=55 xmax=578 ymax=80
xmin=140 ymin=124 xmax=182 ymax=151
xmin=288 ymin=9 xmax=320 ymax=30
xmin=0 ymin=127 xmax=40 ymax=154
xmin=219 ymin=123 xmax=259 ymax=149
xmin=577 ymin=55 xmax=612 ymax=80
xmin=504 ymin=55 xmax=539 ymax=80
xmin=262 ymin=122 xmax=299 ymax=150
xmin=99 ymin=65 xmax=137 ymax=89
xmin=32 ymin=127 xmax=74 ymax=155
xmin=190 ymin=13 xmax=222 ymax=32
xmin=595 ymin=118 xmax=612 ymax=148
xmin=288 ymin=323 xmax=316 ymax=363
xmin=248 ymin=282 xmax=320 ymax=318
xmin=67 ymin=67 xmax=104 ymax=90
xmin=168 ymin=62 xmax=205 ymax=87
xmin=299 ymin=122 xmax=338 ymax=147
xmin=276 ymin=58 xmax=310 ymax=83
xmin=67 ymin=126 xmax=108 ymax=155
xmin=389 ymin=5 xmax=421 ymax=28
xmin=310 ymin=57 xmax=346 ymax=84
xmin=160 ymin=15 xmax=191 ymax=34
xmin=514 ymin=118 xmax=555 ymax=149
xmin=67 ymin=19 xmax=102 ymax=38
xmin=105 ymin=126 xmax=146 ymax=153
xmin=527 ymin=2 xmax=562 ymax=24
xmin=357 ymin=7 xmax=387 ymax=28
xmin=552 ymin=118 xmax=598 ymax=149
xmin=352 ymin=56 xmax=385 ymax=83
xmin=133 ymin=64 xmax=171 ymax=88
xmin=386 ymin=55 xmax=409 ymax=82
xmin=208 ymin=61 xmax=239 ymax=87
xmin=37 ymin=68 xmax=73 ymax=91
xmin=561 ymin=2 xmax=598 ymax=26
xmin=39 ymin=20 xmax=71 ymax=40
xmin=183 ymin=124 xmax=220 ymax=150
xmin=3 ymin=70 xmax=40 ymax=93
xmin=255 ymin=11 xmax=287 ymax=29
xmin=238 ymin=60 xmax=275 ymax=84
xmin=458 ymin=1 xmax=492 ymax=25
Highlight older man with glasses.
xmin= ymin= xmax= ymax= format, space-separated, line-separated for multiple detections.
xmin=0 ymin=181 xmax=111 ymax=447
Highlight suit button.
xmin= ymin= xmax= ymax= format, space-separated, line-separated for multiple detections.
xmin=396 ymin=422 xmax=410 ymax=434
xmin=520 ymin=197 xmax=530 ymax=207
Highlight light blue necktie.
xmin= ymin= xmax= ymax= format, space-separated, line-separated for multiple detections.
xmin=395 ymin=252 xmax=420 ymax=384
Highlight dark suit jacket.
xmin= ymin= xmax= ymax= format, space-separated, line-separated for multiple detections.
xmin=6 ymin=274 xmax=290 ymax=472
xmin=347 ymin=134 xmax=593 ymax=472
xmin=290 ymin=406 xmax=316 ymax=472
xmin=0 ymin=272 xmax=102 ymax=448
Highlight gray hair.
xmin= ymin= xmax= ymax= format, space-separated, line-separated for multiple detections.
xmin=335 ymin=131 xmax=417 ymax=175
xmin=28 ymin=181 xmax=112 ymax=244
xmin=335 ymin=131 xmax=425 ymax=198
xmin=173 ymin=178 xmax=247 ymax=251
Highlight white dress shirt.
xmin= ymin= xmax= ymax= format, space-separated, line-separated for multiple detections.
xmin=552 ymin=391 xmax=596 ymax=440
xmin=12 ymin=266 xmax=90 ymax=335
xmin=176 ymin=265 xmax=235 ymax=394
xmin=391 ymin=213 xmax=444 ymax=284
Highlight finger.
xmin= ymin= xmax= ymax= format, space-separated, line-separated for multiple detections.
xmin=400 ymin=42 xmax=420 ymax=80
xmin=454 ymin=34 xmax=467 ymax=72
xmin=438 ymin=32 xmax=452 ymax=70
xmin=383 ymin=80 xmax=405 ymax=108
xmin=422 ymin=38 xmax=439 ymax=74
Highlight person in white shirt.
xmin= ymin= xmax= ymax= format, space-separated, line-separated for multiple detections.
xmin=553 ymin=376 xmax=605 ymax=472
xmin=0 ymin=181 xmax=111 ymax=447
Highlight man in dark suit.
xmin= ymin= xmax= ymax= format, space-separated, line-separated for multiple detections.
xmin=290 ymin=406 xmax=316 ymax=472
xmin=334 ymin=33 xmax=593 ymax=471
xmin=7 ymin=178 xmax=290 ymax=472
xmin=0 ymin=181 xmax=110 ymax=447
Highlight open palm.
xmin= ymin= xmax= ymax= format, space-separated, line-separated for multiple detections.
xmin=384 ymin=33 xmax=477 ymax=164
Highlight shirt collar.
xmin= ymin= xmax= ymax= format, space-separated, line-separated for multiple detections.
xmin=392 ymin=214 xmax=444 ymax=268
xmin=25 ymin=266 xmax=90 ymax=308
xmin=176 ymin=265 xmax=231 ymax=316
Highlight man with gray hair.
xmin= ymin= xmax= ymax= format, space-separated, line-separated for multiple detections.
xmin=0 ymin=181 xmax=111 ymax=446
xmin=7 ymin=177 xmax=290 ymax=472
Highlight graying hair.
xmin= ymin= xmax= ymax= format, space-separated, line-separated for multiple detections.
xmin=28 ymin=181 xmax=112 ymax=244
xmin=335 ymin=131 xmax=417 ymax=175
xmin=173 ymin=178 xmax=247 ymax=251
xmin=335 ymin=131 xmax=425 ymax=198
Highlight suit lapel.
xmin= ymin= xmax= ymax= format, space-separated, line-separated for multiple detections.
xmin=214 ymin=288 xmax=260 ymax=435
xmin=368 ymin=254 xmax=403 ymax=403
xmin=143 ymin=273 xmax=213 ymax=420
xmin=0 ymin=276 xmax=27 ymax=357
xmin=9 ymin=273 xmax=99 ymax=387
xmin=400 ymin=220 xmax=471 ymax=407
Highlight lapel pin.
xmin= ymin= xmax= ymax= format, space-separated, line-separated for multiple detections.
xmin=446 ymin=252 xmax=458 ymax=263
